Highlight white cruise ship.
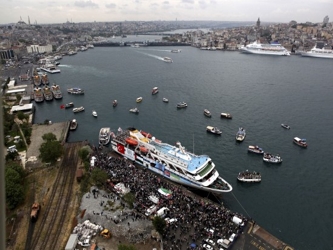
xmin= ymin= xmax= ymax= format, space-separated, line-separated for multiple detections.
xmin=240 ymin=41 xmax=290 ymax=56
xmin=301 ymin=42 xmax=333 ymax=59
xmin=111 ymin=127 xmax=233 ymax=194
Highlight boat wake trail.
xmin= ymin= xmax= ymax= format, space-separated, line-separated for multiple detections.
xmin=135 ymin=51 xmax=165 ymax=61
xmin=58 ymin=64 xmax=72 ymax=68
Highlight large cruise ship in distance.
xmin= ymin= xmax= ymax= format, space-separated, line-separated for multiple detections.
xmin=240 ymin=41 xmax=290 ymax=56
xmin=301 ymin=42 xmax=333 ymax=59
xmin=111 ymin=127 xmax=233 ymax=194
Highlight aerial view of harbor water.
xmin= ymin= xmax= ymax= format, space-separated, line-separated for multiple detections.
xmin=21 ymin=44 xmax=331 ymax=250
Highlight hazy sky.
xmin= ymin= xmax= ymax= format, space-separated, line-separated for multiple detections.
xmin=1 ymin=0 xmax=332 ymax=24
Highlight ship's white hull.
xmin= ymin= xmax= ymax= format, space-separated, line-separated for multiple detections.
xmin=301 ymin=52 xmax=333 ymax=59
xmin=40 ymin=67 xmax=61 ymax=74
xmin=240 ymin=48 xmax=290 ymax=56
xmin=111 ymin=143 xmax=232 ymax=194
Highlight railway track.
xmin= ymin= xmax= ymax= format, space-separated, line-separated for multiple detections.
xmin=27 ymin=142 xmax=80 ymax=250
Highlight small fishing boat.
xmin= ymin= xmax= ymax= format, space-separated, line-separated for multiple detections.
xmin=69 ymin=119 xmax=78 ymax=130
xmin=92 ymin=110 xmax=98 ymax=117
xmin=221 ymin=113 xmax=232 ymax=119
xmin=113 ymin=100 xmax=118 ymax=107
xmin=204 ymin=109 xmax=212 ymax=117
xmin=177 ymin=102 xmax=187 ymax=109
xmin=67 ymin=87 xmax=84 ymax=95
xmin=236 ymin=127 xmax=246 ymax=142
xmin=129 ymin=107 xmax=139 ymax=114
xmin=152 ymin=87 xmax=159 ymax=95
xmin=163 ymin=98 xmax=169 ymax=103
xmin=206 ymin=126 xmax=222 ymax=135
xmin=293 ymin=137 xmax=307 ymax=148
xmin=281 ymin=124 xmax=290 ymax=129
xmin=99 ymin=127 xmax=111 ymax=145
xmin=263 ymin=153 xmax=282 ymax=164
xmin=136 ymin=97 xmax=143 ymax=103
xmin=65 ymin=102 xmax=74 ymax=109
xmin=73 ymin=106 xmax=85 ymax=113
xmin=237 ymin=170 xmax=261 ymax=183
xmin=248 ymin=145 xmax=264 ymax=154
xmin=171 ymin=49 xmax=181 ymax=53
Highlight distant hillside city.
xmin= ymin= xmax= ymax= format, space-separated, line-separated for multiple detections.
xmin=0 ymin=16 xmax=332 ymax=64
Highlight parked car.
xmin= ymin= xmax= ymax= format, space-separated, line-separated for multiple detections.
xmin=202 ymin=244 xmax=213 ymax=250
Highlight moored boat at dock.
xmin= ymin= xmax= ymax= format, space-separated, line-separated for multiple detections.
xmin=33 ymin=88 xmax=44 ymax=103
xmin=263 ymin=153 xmax=282 ymax=164
xmin=51 ymin=84 xmax=63 ymax=99
xmin=99 ymin=127 xmax=111 ymax=145
xmin=111 ymin=127 xmax=233 ymax=194
xmin=293 ymin=137 xmax=307 ymax=148
xmin=69 ymin=119 xmax=78 ymax=130
xmin=40 ymin=63 xmax=61 ymax=74
xmin=43 ymin=86 xmax=53 ymax=101
xmin=237 ymin=170 xmax=261 ymax=183
xmin=41 ymin=73 xmax=49 ymax=85
xmin=240 ymin=41 xmax=290 ymax=56
xmin=301 ymin=42 xmax=333 ymax=59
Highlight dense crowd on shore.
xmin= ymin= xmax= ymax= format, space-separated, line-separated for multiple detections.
xmin=89 ymin=146 xmax=247 ymax=249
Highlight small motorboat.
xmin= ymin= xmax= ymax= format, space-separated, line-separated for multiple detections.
xmin=206 ymin=126 xmax=222 ymax=135
xmin=69 ymin=119 xmax=78 ymax=130
xmin=67 ymin=87 xmax=84 ymax=95
xmin=237 ymin=170 xmax=261 ymax=183
xmin=248 ymin=145 xmax=264 ymax=154
xmin=113 ymin=100 xmax=118 ymax=107
xmin=221 ymin=113 xmax=232 ymax=119
xmin=293 ymin=137 xmax=307 ymax=148
xmin=171 ymin=49 xmax=181 ymax=53
xmin=263 ymin=153 xmax=282 ymax=164
xmin=65 ymin=102 xmax=74 ymax=109
xmin=281 ymin=124 xmax=290 ymax=129
xmin=163 ymin=57 xmax=173 ymax=63
xmin=73 ymin=106 xmax=85 ymax=113
xmin=152 ymin=87 xmax=159 ymax=95
xmin=163 ymin=98 xmax=169 ymax=103
xmin=236 ymin=127 xmax=246 ymax=142
xmin=204 ymin=109 xmax=212 ymax=117
xmin=129 ymin=107 xmax=139 ymax=114
xmin=136 ymin=97 xmax=143 ymax=103
xmin=177 ymin=102 xmax=187 ymax=109
xmin=92 ymin=110 xmax=98 ymax=117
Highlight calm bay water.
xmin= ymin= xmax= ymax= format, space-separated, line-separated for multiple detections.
xmin=34 ymin=45 xmax=333 ymax=250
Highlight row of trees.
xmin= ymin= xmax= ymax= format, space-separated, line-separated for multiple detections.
xmin=5 ymin=163 xmax=26 ymax=210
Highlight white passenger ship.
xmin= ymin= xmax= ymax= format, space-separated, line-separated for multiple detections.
xmin=301 ymin=42 xmax=333 ymax=59
xmin=111 ymin=128 xmax=233 ymax=194
xmin=240 ymin=41 xmax=290 ymax=56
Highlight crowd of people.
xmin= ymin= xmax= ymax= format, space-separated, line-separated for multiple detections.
xmin=89 ymin=146 xmax=248 ymax=249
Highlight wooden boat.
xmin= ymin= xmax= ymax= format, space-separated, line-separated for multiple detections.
xmin=248 ymin=145 xmax=264 ymax=154
xmin=221 ymin=113 xmax=232 ymax=119
xmin=263 ymin=153 xmax=282 ymax=164
xmin=125 ymin=137 xmax=138 ymax=146
xmin=293 ymin=137 xmax=307 ymax=148
xmin=281 ymin=124 xmax=291 ymax=129
xmin=237 ymin=170 xmax=261 ymax=183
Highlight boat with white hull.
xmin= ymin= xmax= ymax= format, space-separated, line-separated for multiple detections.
xmin=301 ymin=43 xmax=333 ymax=59
xmin=237 ymin=170 xmax=261 ymax=183
xmin=111 ymin=128 xmax=233 ymax=194
xmin=240 ymin=41 xmax=290 ymax=56
xmin=99 ymin=127 xmax=111 ymax=145
xmin=40 ymin=64 xmax=61 ymax=74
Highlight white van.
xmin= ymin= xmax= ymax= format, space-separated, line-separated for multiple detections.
xmin=156 ymin=207 xmax=169 ymax=218
xmin=7 ymin=145 xmax=17 ymax=153
xmin=232 ymin=215 xmax=244 ymax=226
xmin=145 ymin=205 xmax=158 ymax=216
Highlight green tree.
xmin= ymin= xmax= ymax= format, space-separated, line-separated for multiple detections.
xmin=5 ymin=151 xmax=19 ymax=162
xmin=118 ymin=244 xmax=136 ymax=250
xmin=78 ymin=147 xmax=90 ymax=162
xmin=91 ymin=168 xmax=108 ymax=187
xmin=6 ymin=163 xmax=25 ymax=177
xmin=152 ymin=216 xmax=166 ymax=236
xmin=39 ymin=133 xmax=63 ymax=164
xmin=5 ymin=167 xmax=25 ymax=209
